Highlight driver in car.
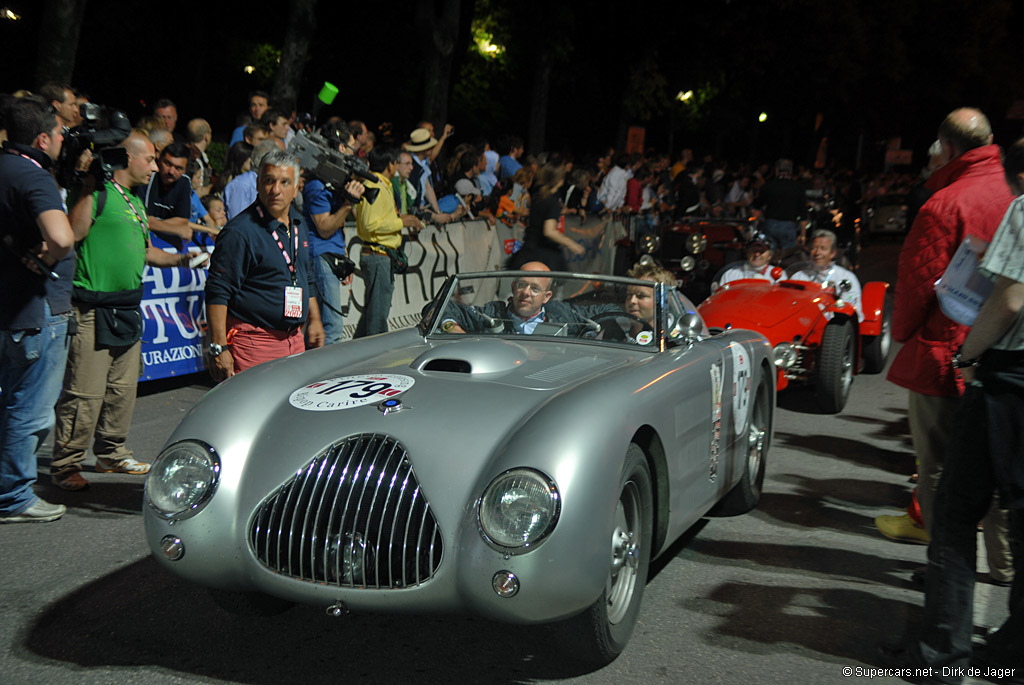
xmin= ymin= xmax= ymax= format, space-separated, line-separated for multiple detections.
xmin=624 ymin=262 xmax=676 ymax=336
xmin=789 ymin=228 xmax=863 ymax=320
xmin=438 ymin=261 xmax=622 ymax=335
xmin=718 ymin=234 xmax=781 ymax=285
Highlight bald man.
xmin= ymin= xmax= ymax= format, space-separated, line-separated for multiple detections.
xmin=51 ymin=132 xmax=207 ymax=491
xmin=883 ymin=108 xmax=1015 ymax=676
xmin=437 ymin=261 xmax=621 ymax=335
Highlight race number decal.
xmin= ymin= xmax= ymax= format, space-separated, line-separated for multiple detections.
xmin=289 ymin=374 xmax=415 ymax=411
xmin=730 ymin=344 xmax=752 ymax=437
xmin=709 ymin=361 xmax=723 ymax=482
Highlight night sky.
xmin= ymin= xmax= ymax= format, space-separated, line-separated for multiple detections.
xmin=4 ymin=0 xmax=1023 ymax=170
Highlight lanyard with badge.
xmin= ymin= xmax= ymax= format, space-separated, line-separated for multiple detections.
xmin=111 ymin=181 xmax=149 ymax=236
xmin=270 ymin=220 xmax=303 ymax=319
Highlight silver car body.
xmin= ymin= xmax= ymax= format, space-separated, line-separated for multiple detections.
xmin=144 ymin=271 xmax=774 ymax=628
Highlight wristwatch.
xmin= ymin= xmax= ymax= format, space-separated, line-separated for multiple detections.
xmin=951 ymin=347 xmax=979 ymax=369
xmin=209 ymin=343 xmax=226 ymax=358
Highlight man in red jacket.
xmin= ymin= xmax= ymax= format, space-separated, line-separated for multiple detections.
xmin=883 ymin=108 xmax=1014 ymax=569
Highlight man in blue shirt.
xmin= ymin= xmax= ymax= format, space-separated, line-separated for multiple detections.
xmin=0 ymin=98 xmax=75 ymax=523
xmin=302 ymin=122 xmax=365 ymax=344
xmin=498 ymin=135 xmax=524 ymax=181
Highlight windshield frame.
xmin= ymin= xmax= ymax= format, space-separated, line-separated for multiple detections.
xmin=420 ymin=271 xmax=698 ymax=352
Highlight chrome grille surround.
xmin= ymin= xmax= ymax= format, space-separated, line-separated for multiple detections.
xmin=249 ymin=434 xmax=443 ymax=589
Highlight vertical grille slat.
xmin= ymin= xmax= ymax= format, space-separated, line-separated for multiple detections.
xmin=249 ymin=434 xmax=443 ymax=589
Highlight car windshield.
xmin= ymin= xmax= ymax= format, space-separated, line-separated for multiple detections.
xmin=421 ymin=272 xmax=702 ymax=350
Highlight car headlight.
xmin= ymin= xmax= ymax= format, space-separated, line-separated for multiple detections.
xmin=478 ymin=468 xmax=559 ymax=552
xmin=680 ymin=255 xmax=696 ymax=272
xmin=687 ymin=233 xmax=707 ymax=254
xmin=146 ymin=440 xmax=221 ymax=520
xmin=773 ymin=342 xmax=799 ymax=368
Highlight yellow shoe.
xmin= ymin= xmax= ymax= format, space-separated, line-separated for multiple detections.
xmin=875 ymin=514 xmax=930 ymax=544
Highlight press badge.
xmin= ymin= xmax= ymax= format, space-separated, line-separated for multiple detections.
xmin=284 ymin=286 xmax=304 ymax=318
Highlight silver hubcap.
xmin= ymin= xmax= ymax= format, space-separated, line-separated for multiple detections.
xmin=747 ymin=423 xmax=765 ymax=482
xmin=606 ymin=482 xmax=640 ymax=625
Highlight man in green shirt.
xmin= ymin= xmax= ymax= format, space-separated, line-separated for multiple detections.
xmin=51 ymin=132 xmax=204 ymax=491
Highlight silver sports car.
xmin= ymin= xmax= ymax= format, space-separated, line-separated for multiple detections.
xmin=144 ymin=270 xmax=774 ymax=664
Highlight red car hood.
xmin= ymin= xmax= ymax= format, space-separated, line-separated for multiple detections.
xmin=698 ymin=281 xmax=829 ymax=338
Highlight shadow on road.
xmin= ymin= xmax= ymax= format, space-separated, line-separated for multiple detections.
xmin=679 ymin=581 xmax=919 ymax=665
xmin=773 ymin=431 xmax=911 ymax=474
xmin=678 ymin=539 xmax=921 ymax=589
xmin=23 ymin=557 xmax=609 ymax=683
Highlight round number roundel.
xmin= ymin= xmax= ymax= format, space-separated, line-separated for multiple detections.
xmin=289 ymin=374 xmax=416 ymax=411
xmin=731 ymin=345 xmax=751 ymax=436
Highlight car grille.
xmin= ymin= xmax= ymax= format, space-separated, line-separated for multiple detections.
xmin=249 ymin=434 xmax=443 ymax=589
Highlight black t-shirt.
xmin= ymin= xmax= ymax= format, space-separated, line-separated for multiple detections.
xmin=525 ymin=193 xmax=563 ymax=252
xmin=0 ymin=144 xmax=74 ymax=329
xmin=135 ymin=175 xmax=191 ymax=248
xmin=754 ymin=178 xmax=806 ymax=221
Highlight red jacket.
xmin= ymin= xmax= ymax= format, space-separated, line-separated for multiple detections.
xmin=887 ymin=144 xmax=1013 ymax=396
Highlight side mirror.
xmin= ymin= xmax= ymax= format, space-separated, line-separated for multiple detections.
xmin=669 ymin=312 xmax=703 ymax=344
xmin=837 ymin=279 xmax=852 ymax=294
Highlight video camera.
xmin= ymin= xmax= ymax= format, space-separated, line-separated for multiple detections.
xmin=287 ymin=130 xmax=379 ymax=204
xmin=56 ymin=103 xmax=132 ymax=189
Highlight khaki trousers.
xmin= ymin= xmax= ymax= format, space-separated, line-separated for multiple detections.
xmin=908 ymin=390 xmax=1013 ymax=582
xmin=51 ymin=304 xmax=141 ymax=476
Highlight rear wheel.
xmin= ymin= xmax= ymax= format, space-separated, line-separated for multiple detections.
xmin=556 ymin=444 xmax=653 ymax=665
xmin=861 ymin=296 xmax=892 ymax=374
xmin=709 ymin=379 xmax=769 ymax=516
xmin=816 ymin=320 xmax=855 ymax=413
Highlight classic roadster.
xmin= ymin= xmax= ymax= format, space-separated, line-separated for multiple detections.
xmin=697 ymin=262 xmax=892 ymax=413
xmin=144 ymin=271 xmax=774 ymax=665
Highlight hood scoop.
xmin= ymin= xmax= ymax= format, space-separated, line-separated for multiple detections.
xmin=412 ymin=339 xmax=530 ymax=375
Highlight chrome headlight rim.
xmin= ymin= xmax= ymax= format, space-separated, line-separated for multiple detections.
xmin=477 ymin=468 xmax=560 ymax=555
xmin=686 ymin=232 xmax=707 ymax=254
xmin=773 ymin=342 xmax=799 ymax=368
xmin=145 ymin=439 xmax=221 ymax=521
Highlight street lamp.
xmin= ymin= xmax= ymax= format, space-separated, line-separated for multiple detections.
xmin=1 ymin=6 xmax=21 ymax=20
xmin=677 ymin=90 xmax=693 ymax=102
xmin=758 ymin=112 xmax=768 ymax=123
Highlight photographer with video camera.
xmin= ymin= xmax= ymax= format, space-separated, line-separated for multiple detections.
xmin=301 ymin=121 xmax=365 ymax=345
xmin=50 ymin=132 xmax=209 ymax=492
xmin=0 ymin=97 xmax=75 ymax=523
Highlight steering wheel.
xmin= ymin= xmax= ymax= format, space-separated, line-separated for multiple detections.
xmin=588 ymin=313 xmax=653 ymax=342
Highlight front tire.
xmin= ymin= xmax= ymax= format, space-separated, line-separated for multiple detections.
xmin=816 ymin=320 xmax=855 ymax=413
xmin=556 ymin=444 xmax=653 ymax=666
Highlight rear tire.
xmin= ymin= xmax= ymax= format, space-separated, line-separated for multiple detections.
xmin=861 ymin=296 xmax=892 ymax=374
xmin=555 ymin=444 xmax=653 ymax=666
xmin=709 ymin=379 xmax=769 ymax=516
xmin=816 ymin=320 xmax=855 ymax=413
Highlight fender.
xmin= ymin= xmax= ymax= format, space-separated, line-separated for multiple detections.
xmin=859 ymin=281 xmax=890 ymax=336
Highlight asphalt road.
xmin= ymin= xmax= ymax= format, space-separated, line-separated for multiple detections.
xmin=0 ymin=239 xmax=1011 ymax=685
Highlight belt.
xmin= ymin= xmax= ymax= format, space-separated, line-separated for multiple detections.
xmin=365 ymin=246 xmax=389 ymax=256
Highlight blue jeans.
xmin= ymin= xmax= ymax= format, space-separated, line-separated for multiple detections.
xmin=355 ymin=254 xmax=393 ymax=338
xmin=0 ymin=303 xmax=70 ymax=515
xmin=315 ymin=254 xmax=346 ymax=345
xmin=764 ymin=219 xmax=798 ymax=250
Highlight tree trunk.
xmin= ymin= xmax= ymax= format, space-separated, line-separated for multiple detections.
xmin=272 ymin=0 xmax=319 ymax=111
xmin=34 ymin=0 xmax=88 ymax=88
xmin=527 ymin=50 xmax=552 ymax=155
xmin=417 ymin=0 xmax=461 ymax=127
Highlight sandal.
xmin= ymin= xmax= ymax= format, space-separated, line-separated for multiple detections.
xmin=53 ymin=472 xmax=90 ymax=491
xmin=94 ymin=457 xmax=151 ymax=475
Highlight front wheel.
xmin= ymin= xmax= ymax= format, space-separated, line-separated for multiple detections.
xmin=555 ymin=444 xmax=653 ymax=666
xmin=816 ymin=320 xmax=855 ymax=413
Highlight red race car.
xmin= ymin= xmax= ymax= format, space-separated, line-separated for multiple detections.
xmin=697 ymin=262 xmax=892 ymax=413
